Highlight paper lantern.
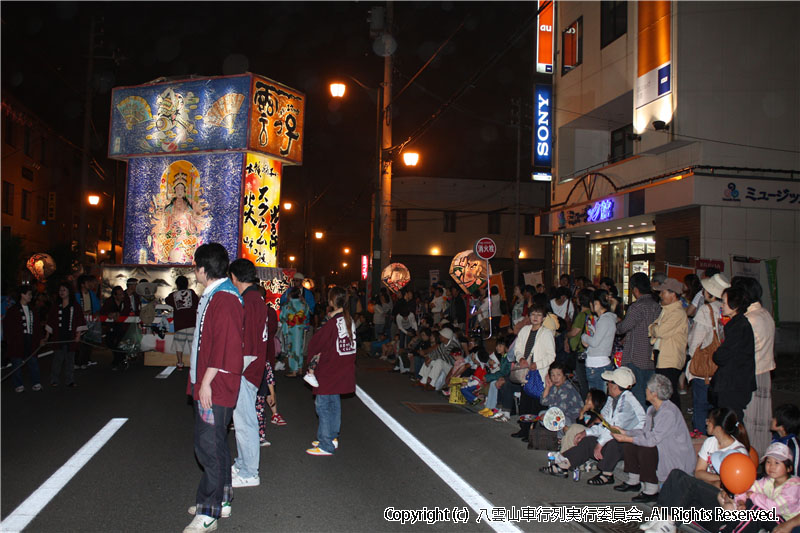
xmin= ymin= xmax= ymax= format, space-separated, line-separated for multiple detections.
xmin=26 ymin=253 xmax=56 ymax=283
xmin=381 ymin=263 xmax=410 ymax=294
xmin=449 ymin=250 xmax=491 ymax=296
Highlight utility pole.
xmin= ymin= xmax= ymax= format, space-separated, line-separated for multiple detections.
xmin=379 ymin=1 xmax=394 ymax=278
xmin=78 ymin=16 xmax=96 ymax=261
xmin=512 ymin=98 xmax=522 ymax=288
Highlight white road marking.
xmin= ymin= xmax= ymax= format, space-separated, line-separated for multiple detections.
xmin=155 ymin=366 xmax=176 ymax=379
xmin=0 ymin=418 xmax=128 ymax=533
xmin=356 ymin=386 xmax=523 ymax=533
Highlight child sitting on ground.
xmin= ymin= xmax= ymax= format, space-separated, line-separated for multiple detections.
xmin=478 ymin=336 xmax=512 ymax=417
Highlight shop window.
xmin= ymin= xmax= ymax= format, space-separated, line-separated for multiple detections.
xmin=5 ymin=119 xmax=14 ymax=147
xmin=524 ymin=214 xmax=535 ymax=235
xmin=24 ymin=127 xmax=31 ymax=156
xmin=37 ymin=195 xmax=46 ymax=223
xmin=2 ymin=181 xmax=13 ymax=215
xmin=443 ymin=211 xmax=457 ymax=233
xmin=488 ymin=212 xmax=501 ymax=234
xmin=22 ymin=167 xmax=33 ymax=181
xmin=610 ymin=124 xmax=633 ymax=162
xmin=601 ymin=1 xmax=627 ymax=48
xmin=395 ymin=208 xmax=407 ymax=231
xmin=631 ymin=236 xmax=656 ymax=255
xmin=21 ymin=189 xmax=31 ymax=220
xmin=562 ymin=17 xmax=583 ymax=75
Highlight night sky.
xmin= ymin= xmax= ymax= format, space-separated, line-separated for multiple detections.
xmin=2 ymin=1 xmax=536 ymax=277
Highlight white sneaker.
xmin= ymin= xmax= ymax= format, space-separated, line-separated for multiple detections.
xmin=303 ymin=373 xmax=319 ymax=387
xmin=15 ymin=386 xmax=24 ymax=393
xmin=639 ymin=521 xmax=675 ymax=533
xmin=491 ymin=410 xmax=509 ymax=419
xmin=183 ymin=514 xmax=217 ymax=532
xmin=274 ymin=361 xmax=285 ymax=371
xmin=260 ymin=440 xmax=271 ymax=447
xmin=188 ymin=502 xmax=231 ymax=518
xmin=312 ymin=438 xmax=339 ymax=449
xmin=231 ymin=473 xmax=260 ymax=488
xmin=32 ymin=384 xmax=42 ymax=391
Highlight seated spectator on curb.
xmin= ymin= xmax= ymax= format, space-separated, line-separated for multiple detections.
xmin=717 ymin=442 xmax=800 ymax=533
xmin=417 ymin=328 xmax=459 ymax=391
xmin=540 ymin=367 xmax=645 ymax=485
xmin=560 ymin=389 xmax=608 ymax=454
xmin=406 ymin=328 xmax=432 ymax=380
xmin=540 ymin=362 xmax=583 ymax=429
xmin=395 ymin=308 xmax=417 ymax=349
xmin=500 ymin=306 xmax=557 ymax=435
xmin=477 ymin=336 xmax=512 ymax=416
xmin=772 ymin=403 xmax=800 ymax=476
xmin=610 ymin=374 xmax=696 ymax=503
xmin=638 ymin=408 xmax=750 ymax=533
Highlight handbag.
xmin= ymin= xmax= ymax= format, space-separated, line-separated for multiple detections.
xmin=688 ymin=304 xmax=720 ymax=384
xmin=523 ymin=369 xmax=545 ymax=398
xmin=509 ymin=367 xmax=529 ymax=384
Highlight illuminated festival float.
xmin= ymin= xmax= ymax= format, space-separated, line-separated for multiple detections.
xmin=105 ymin=73 xmax=304 ymax=364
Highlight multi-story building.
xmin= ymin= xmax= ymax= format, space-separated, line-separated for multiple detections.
xmin=391 ymin=176 xmax=548 ymax=291
xmin=2 ymin=94 xmax=117 ymax=274
xmin=536 ymin=1 xmax=800 ymax=321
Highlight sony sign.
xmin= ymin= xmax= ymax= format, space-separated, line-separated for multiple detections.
xmin=533 ymin=84 xmax=552 ymax=169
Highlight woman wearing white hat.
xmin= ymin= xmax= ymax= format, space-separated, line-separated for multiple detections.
xmin=685 ymin=273 xmax=730 ymax=437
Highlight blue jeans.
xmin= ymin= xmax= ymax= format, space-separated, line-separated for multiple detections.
xmin=586 ymin=364 xmax=614 ymax=393
xmin=194 ymin=402 xmax=234 ymax=519
xmin=233 ymin=377 xmax=260 ymax=479
xmin=691 ymin=378 xmax=711 ymax=432
xmin=315 ymin=394 xmax=341 ymax=453
xmin=626 ymin=363 xmax=654 ymax=409
xmin=485 ymin=381 xmax=499 ymax=409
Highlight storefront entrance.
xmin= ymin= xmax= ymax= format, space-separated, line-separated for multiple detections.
xmin=589 ymin=234 xmax=655 ymax=304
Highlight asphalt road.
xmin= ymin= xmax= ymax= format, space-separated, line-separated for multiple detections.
xmin=2 ymin=351 xmax=647 ymax=533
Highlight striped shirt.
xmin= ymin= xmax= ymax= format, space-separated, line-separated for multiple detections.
xmin=616 ymin=293 xmax=661 ymax=369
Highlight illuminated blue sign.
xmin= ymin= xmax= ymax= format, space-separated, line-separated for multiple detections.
xmin=534 ymin=84 xmax=552 ymax=168
xmin=586 ymin=199 xmax=615 ymax=222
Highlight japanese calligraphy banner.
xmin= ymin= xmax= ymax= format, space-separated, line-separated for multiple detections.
xmin=242 ymin=154 xmax=282 ymax=267
xmin=109 ymin=74 xmax=305 ymax=165
xmin=248 ymin=75 xmax=305 ymax=165
xmin=122 ymin=153 xmax=243 ymax=265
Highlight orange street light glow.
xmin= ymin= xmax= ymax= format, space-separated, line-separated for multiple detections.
xmin=288 ymin=255 xmax=296 ymax=262
xmin=430 ymin=247 xmax=440 ymax=255
xmin=342 ymin=262 xmax=348 ymax=268
xmin=330 ymin=83 xmax=346 ymax=98
xmin=87 ymin=195 xmax=100 ymax=205
xmin=403 ymin=152 xmax=419 ymax=166
xmin=315 ymin=231 xmax=324 ymax=239
xmin=283 ymin=202 xmax=293 ymax=210
xmin=343 ymin=247 xmax=350 ymax=254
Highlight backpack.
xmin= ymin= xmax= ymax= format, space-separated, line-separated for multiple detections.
xmin=688 ymin=304 xmax=720 ymax=384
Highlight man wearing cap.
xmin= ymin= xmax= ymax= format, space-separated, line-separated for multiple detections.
xmin=417 ymin=328 xmax=460 ymax=391
xmin=542 ymin=366 xmax=645 ymax=485
xmin=648 ymin=278 xmax=688 ymax=408
xmin=616 ymin=272 xmax=662 ymax=407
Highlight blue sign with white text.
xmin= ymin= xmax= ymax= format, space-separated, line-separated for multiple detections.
xmin=534 ymin=84 xmax=552 ymax=169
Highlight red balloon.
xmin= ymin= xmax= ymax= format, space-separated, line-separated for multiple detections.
xmin=749 ymin=447 xmax=760 ymax=468
xmin=720 ymin=452 xmax=757 ymax=494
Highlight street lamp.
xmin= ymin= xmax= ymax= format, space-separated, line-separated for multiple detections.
xmin=402 ymin=151 xmax=419 ymax=167
xmin=315 ymin=231 xmax=324 ymax=240
xmin=342 ymin=262 xmax=348 ymax=268
xmin=330 ymin=77 xmax=421 ymax=297
xmin=87 ymin=194 xmax=100 ymax=206
xmin=283 ymin=201 xmax=293 ymax=210
xmin=343 ymin=247 xmax=351 ymax=254
xmin=288 ymin=255 xmax=296 ymax=262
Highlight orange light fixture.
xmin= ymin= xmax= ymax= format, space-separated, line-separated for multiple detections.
xmin=403 ymin=152 xmax=419 ymax=166
xmin=288 ymin=255 xmax=296 ymax=262
xmin=314 ymin=231 xmax=324 ymax=239
xmin=283 ymin=201 xmax=293 ymax=210
xmin=330 ymin=83 xmax=346 ymax=98
xmin=87 ymin=195 xmax=100 ymax=206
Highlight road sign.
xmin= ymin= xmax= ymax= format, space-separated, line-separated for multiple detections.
xmin=475 ymin=237 xmax=497 ymax=260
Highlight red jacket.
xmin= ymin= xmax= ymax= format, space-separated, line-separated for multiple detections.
xmin=241 ymin=286 xmax=267 ymax=388
xmin=306 ymin=312 xmax=357 ymax=395
xmin=187 ymin=291 xmax=244 ymax=408
xmin=46 ymin=302 xmax=87 ymax=351
xmin=2 ymin=304 xmax=44 ymax=356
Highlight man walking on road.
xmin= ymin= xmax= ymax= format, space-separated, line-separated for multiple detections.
xmin=228 ymin=259 xmax=267 ymax=488
xmin=185 ymin=243 xmax=244 ymax=533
